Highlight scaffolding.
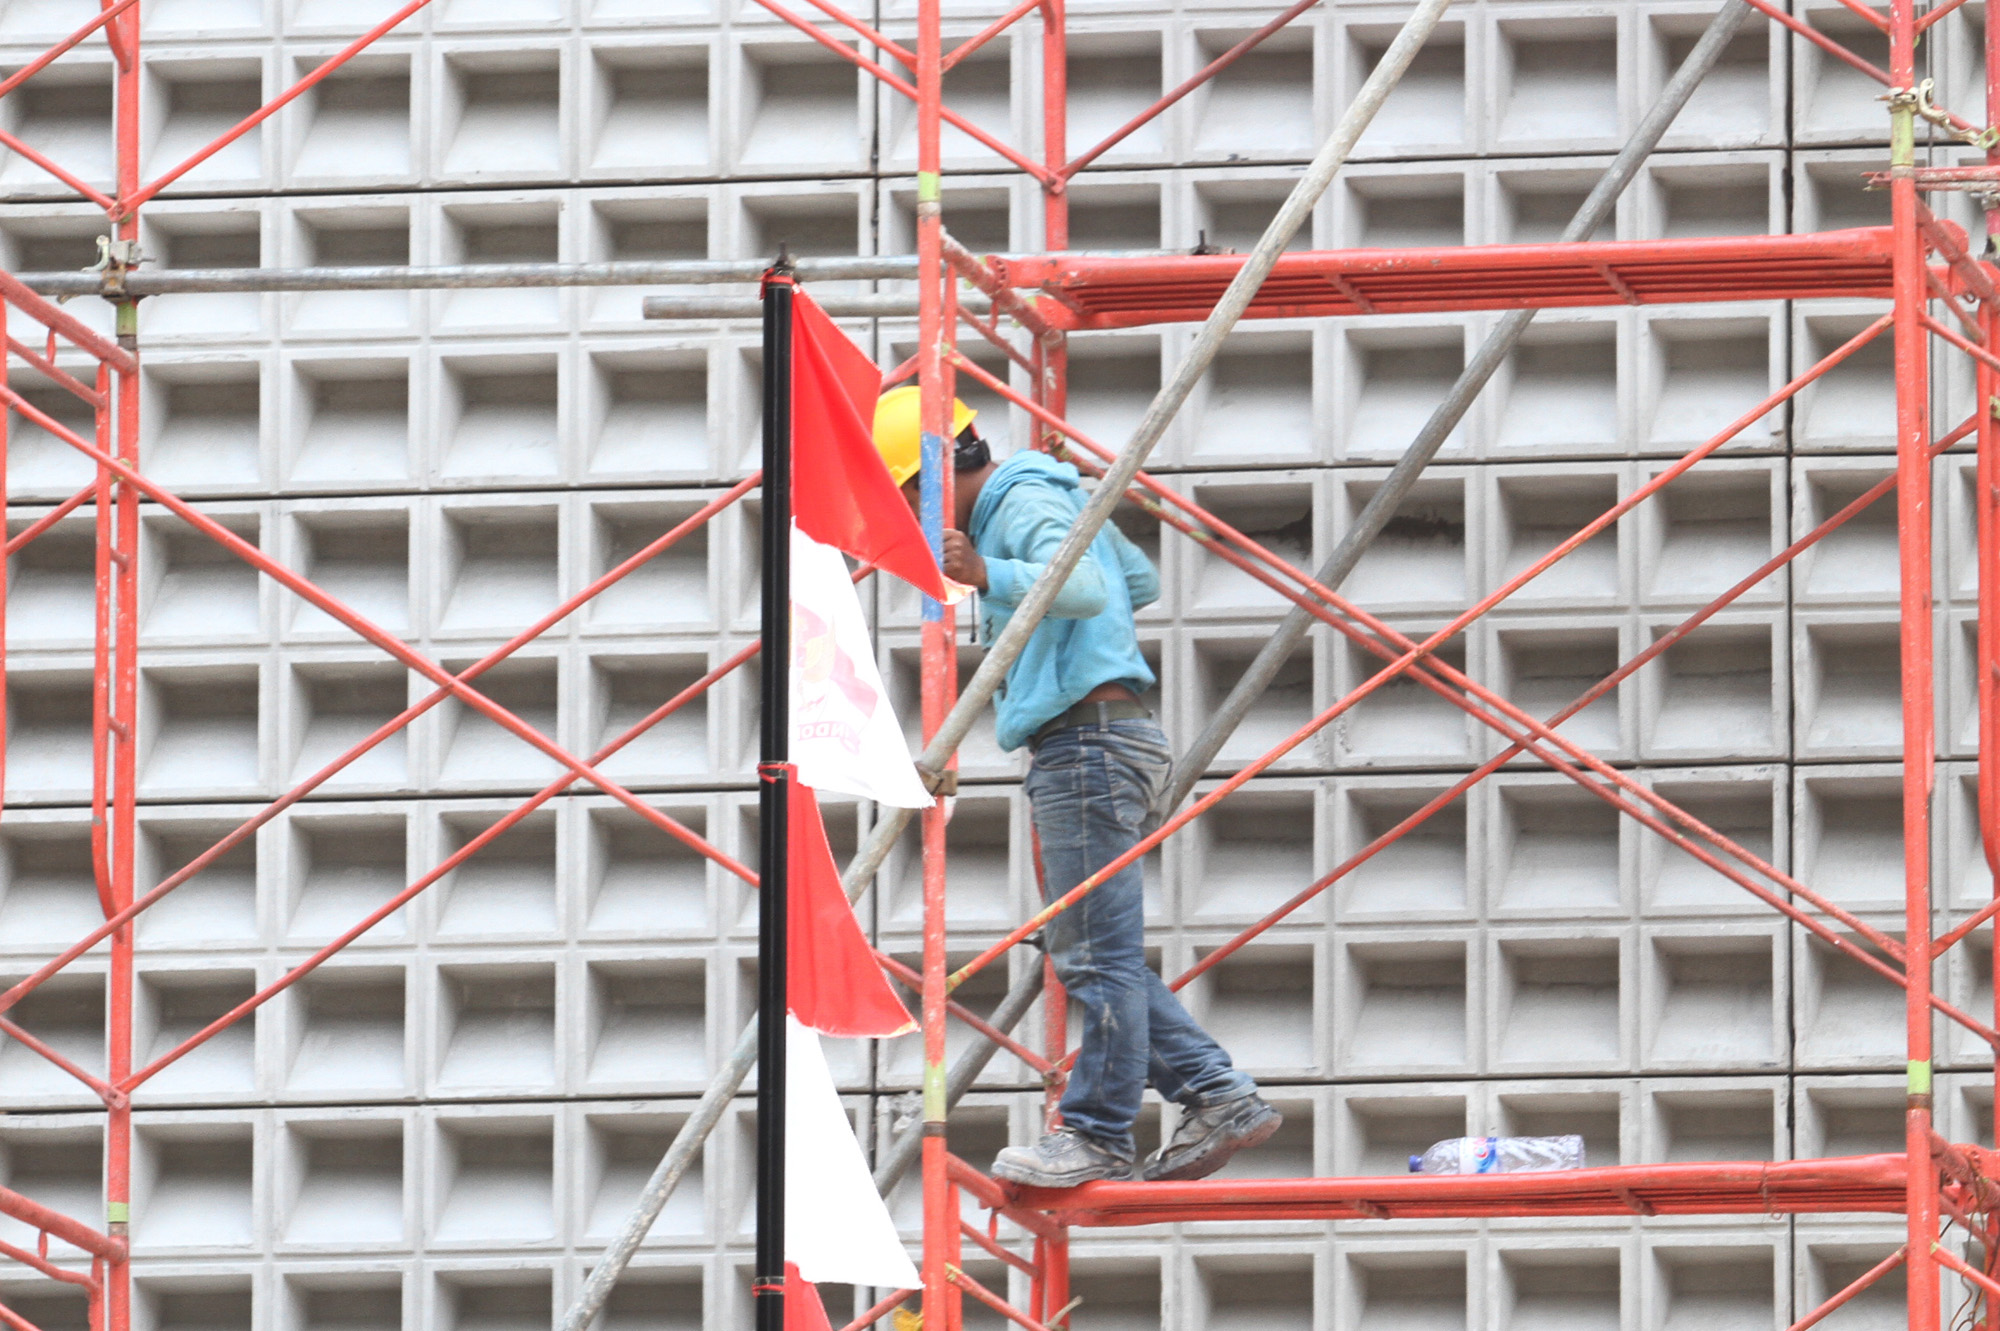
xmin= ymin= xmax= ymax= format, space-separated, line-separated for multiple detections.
xmin=0 ymin=0 xmax=1995 ymax=1328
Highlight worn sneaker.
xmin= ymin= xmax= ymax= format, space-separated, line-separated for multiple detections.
xmin=992 ymin=1128 xmax=1133 ymax=1188
xmin=1140 ymin=1095 xmax=1282 ymax=1182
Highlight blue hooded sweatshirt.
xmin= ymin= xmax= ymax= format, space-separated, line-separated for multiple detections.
xmin=967 ymin=451 xmax=1159 ymax=751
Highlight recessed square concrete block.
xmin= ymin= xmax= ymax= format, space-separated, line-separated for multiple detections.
xmin=1065 ymin=338 xmax=1160 ymax=450
xmin=0 ymin=821 xmax=98 ymax=952
xmin=877 ymin=948 xmax=1009 ymax=1088
xmin=1641 ymin=315 xmax=1780 ymax=455
xmin=1342 ymin=1250 xmax=1466 ymax=1331
xmin=0 ymin=1286 xmax=87 ymax=1331
xmin=1639 ymin=461 xmax=1778 ymax=603
xmin=289 ymin=507 xmax=411 ymax=635
xmin=439 ymin=352 xmax=562 ymax=480
xmin=583 ymin=959 xmax=706 ymax=1088
xmin=1066 ymin=182 xmax=1162 ymax=250
xmin=287 ymin=359 xmax=413 ymax=486
xmin=1490 ymin=467 xmax=1619 ymax=607
xmin=1193 ymin=178 xmax=1308 ymax=256
xmin=1493 ymin=164 xmax=1607 ymax=244
xmin=139 ymin=662 xmax=265 ymax=797
xmin=1337 ymin=1089 xmax=1466 ymax=1175
xmin=1186 ymin=330 xmax=1314 ymax=464
xmin=8 ymin=513 xmax=95 ymax=646
xmin=1640 ymin=619 xmax=1779 ymax=759
xmin=587 ymin=46 xmax=711 ymax=175
xmin=131 ymin=1118 xmax=255 ymax=1250
xmin=1642 ymin=1084 xmax=1780 ymax=1162
xmin=0 ymin=65 xmax=113 ymax=189
xmin=143 ymin=361 xmax=264 ymax=493
xmin=289 ymin=209 xmax=413 ymax=332
xmin=1795 ymin=932 xmax=1906 ymax=1068
xmin=1189 ymin=29 xmax=1312 ymax=161
xmin=1344 ymin=473 xmax=1469 ymax=609
xmin=1338 ymin=782 xmax=1472 ymax=917
xmin=437 ymin=504 xmax=561 ymax=634
xmin=587 ymin=654 xmax=712 ymax=782
xmin=0 ymin=1121 xmax=102 ymax=1258
xmin=436 ymin=963 xmax=558 ymax=1092
xmin=1499 ymin=1248 xmax=1621 ymax=1331
xmin=135 ymin=969 xmax=257 ymax=1100
xmin=442 ymin=50 xmax=562 ymax=179
xmin=883 ymin=42 xmax=1012 ymax=169
xmin=1802 ymin=1244 xmax=1905 ymax=1331
xmin=1495 ymin=322 xmax=1620 ymax=456
xmin=584 ymin=1112 xmax=705 ymax=1241
xmin=1795 ymin=312 xmax=1895 ymax=450
xmin=1496 ymin=1086 xmax=1623 ymax=1166
xmin=1794 ymin=11 xmax=1891 ymax=142
xmin=736 ymin=44 xmax=866 ymax=171
xmin=290 ymin=56 xmax=411 ymax=181
xmin=1067 ymin=1261 xmax=1160 ymax=1331
xmin=439 ymin=201 xmax=562 ymax=330
xmin=1648 ymin=1244 xmax=1776 ymax=1331
xmin=6 ymin=666 xmax=95 ymax=800
xmin=739 ymin=189 xmax=864 ymax=261
xmin=437 ymin=656 xmax=563 ymax=787
xmin=593 ymin=1269 xmax=704 ymax=1331
xmin=135 ymin=1277 xmax=253 ymax=1331
xmin=585 ymin=804 xmax=711 ymax=937
xmin=1493 ymin=934 xmax=1626 ymax=1070
xmin=1189 ymin=635 xmax=1316 ymax=769
xmin=1796 ymin=770 xmax=1904 ymax=910
xmin=1345 ymin=171 xmax=1465 ymax=248
xmin=1336 ymin=939 xmax=1468 ymax=1074
xmin=1184 ymin=476 xmax=1316 ymax=615
xmin=284 ymin=1272 xmax=404 ymax=1331
xmin=886 ymin=1098 xmax=1013 ymax=1230
xmin=1645 ymin=161 xmax=1774 ymax=240
xmin=140 ymin=509 xmax=262 ymax=642
xmin=1193 ymin=1254 xmax=1315 ymax=1331
xmin=885 ymin=791 xmax=1014 ymax=929
xmin=1062 ymin=35 xmax=1161 ymax=161
xmin=1341 ymin=325 xmax=1467 ymax=460
xmin=1798 ymin=1079 xmax=1905 ymax=1156
xmin=434 ymin=1268 xmax=554 ymax=1331
xmin=1794 ymin=464 xmax=1898 ymax=601
xmin=1335 ymin=631 xmax=1472 ymax=768
xmin=1493 ymin=780 xmax=1623 ymax=914
xmin=1497 ymin=18 xmax=1620 ymax=148
xmin=1640 ymin=771 xmax=1782 ymax=915
xmin=285 ymin=963 xmax=409 ymax=1098
xmin=286 ymin=661 xmax=410 ymax=788
xmin=0 ymin=971 xmax=102 ymax=1099
xmin=283 ymin=811 xmax=408 ymax=945
xmin=1640 ymin=931 xmax=1780 ymax=1069
xmin=141 ymin=209 xmax=265 ymax=337
xmin=6 ymin=374 xmax=98 ymax=496
xmin=433 ymin=812 xmax=558 ymax=941
xmin=143 ymin=59 xmax=264 ymax=184
xmin=586 ymin=498 xmax=712 ymax=628
xmin=585 ymin=350 xmax=710 ymax=476
xmin=433 ymin=1115 xmax=556 ymax=1242
xmin=280 ymin=1116 xmax=406 ymax=1246
xmin=1797 ymin=617 xmax=1902 ymax=754
xmin=1188 ymin=943 xmax=1317 ymax=1075
xmin=1494 ymin=622 xmax=1627 ymax=755
xmin=136 ymin=820 xmax=258 ymax=950
xmin=1183 ymin=783 xmax=1315 ymax=922
xmin=1351 ymin=23 xmax=1466 ymax=155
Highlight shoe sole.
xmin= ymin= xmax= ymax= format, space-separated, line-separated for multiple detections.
xmin=1141 ymin=1105 xmax=1283 ymax=1183
xmin=991 ymin=1160 xmax=1132 ymax=1189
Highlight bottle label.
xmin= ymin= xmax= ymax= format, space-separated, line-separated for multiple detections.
xmin=1459 ymin=1137 xmax=1499 ymax=1174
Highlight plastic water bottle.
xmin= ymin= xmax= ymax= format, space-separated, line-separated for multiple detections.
xmin=1407 ymin=1135 xmax=1586 ymax=1175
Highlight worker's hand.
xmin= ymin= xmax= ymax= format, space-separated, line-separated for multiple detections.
xmin=941 ymin=529 xmax=987 ymax=591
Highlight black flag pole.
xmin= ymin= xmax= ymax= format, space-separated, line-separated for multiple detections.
xmin=754 ymin=258 xmax=794 ymax=1331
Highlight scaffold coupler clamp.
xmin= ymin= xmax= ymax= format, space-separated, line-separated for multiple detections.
xmin=917 ymin=763 xmax=958 ymax=797
xmin=88 ymin=235 xmax=145 ymax=301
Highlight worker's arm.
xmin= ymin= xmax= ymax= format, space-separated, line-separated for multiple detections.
xmin=1107 ymin=523 xmax=1159 ymax=611
xmin=977 ymin=486 xmax=1110 ymax=619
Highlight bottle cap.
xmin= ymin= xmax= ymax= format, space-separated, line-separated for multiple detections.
xmin=1408 ymin=1155 xmax=1422 ymax=1172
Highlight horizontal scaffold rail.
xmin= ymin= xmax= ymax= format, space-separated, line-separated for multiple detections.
xmin=996 ymin=226 xmax=1922 ymax=329
xmin=1004 ymin=1154 xmax=1914 ymax=1226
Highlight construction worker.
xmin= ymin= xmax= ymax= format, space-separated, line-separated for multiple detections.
xmin=873 ymin=385 xmax=1281 ymax=1187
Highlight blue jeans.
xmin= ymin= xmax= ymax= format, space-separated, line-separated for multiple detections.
xmin=1025 ymin=718 xmax=1255 ymax=1157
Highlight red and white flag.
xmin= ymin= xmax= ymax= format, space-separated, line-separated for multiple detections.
xmin=789 ymin=290 xmax=948 ymax=600
xmin=791 ymin=525 xmax=932 ymax=811
xmin=784 ymin=779 xmax=919 ymax=1309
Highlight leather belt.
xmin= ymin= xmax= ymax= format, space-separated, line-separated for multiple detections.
xmin=1030 ymin=698 xmax=1151 ymax=748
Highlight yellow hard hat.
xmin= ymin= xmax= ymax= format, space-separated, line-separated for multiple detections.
xmin=873 ymin=385 xmax=977 ymax=488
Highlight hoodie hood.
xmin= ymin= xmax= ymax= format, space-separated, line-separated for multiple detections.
xmin=969 ymin=451 xmax=1081 ymax=544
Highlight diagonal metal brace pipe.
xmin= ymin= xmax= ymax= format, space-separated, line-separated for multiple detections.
xmin=558 ymin=6 xmax=1452 ymax=1323
xmin=1159 ymin=0 xmax=1754 ymax=813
